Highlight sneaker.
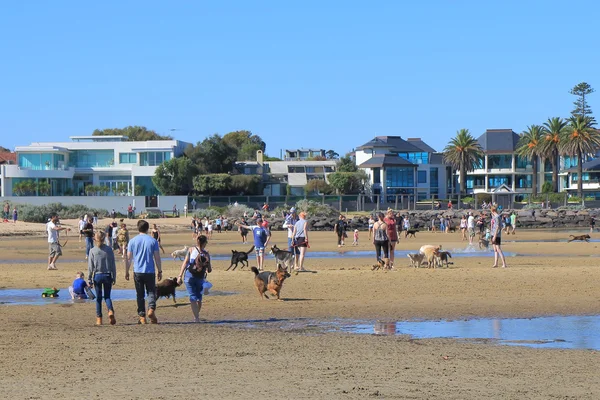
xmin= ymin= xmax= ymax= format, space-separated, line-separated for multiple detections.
xmin=147 ymin=309 xmax=158 ymax=324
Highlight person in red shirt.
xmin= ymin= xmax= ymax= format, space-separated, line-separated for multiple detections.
xmin=384 ymin=209 xmax=399 ymax=268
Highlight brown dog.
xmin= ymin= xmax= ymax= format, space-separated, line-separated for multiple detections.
xmin=155 ymin=277 xmax=181 ymax=304
xmin=436 ymin=251 xmax=452 ymax=268
xmin=419 ymin=245 xmax=442 ymax=268
xmin=251 ymin=266 xmax=290 ymax=300
xmin=372 ymin=257 xmax=391 ymax=271
xmin=568 ymin=234 xmax=591 ymax=242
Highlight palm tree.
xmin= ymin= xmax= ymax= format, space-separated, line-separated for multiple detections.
xmin=443 ymin=129 xmax=484 ymax=196
xmin=540 ymin=117 xmax=568 ymax=193
xmin=516 ymin=125 xmax=544 ymax=197
xmin=559 ymin=116 xmax=600 ymax=198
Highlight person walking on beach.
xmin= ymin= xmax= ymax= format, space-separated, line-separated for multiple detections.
xmin=46 ymin=213 xmax=71 ymax=270
xmin=125 ymin=220 xmax=162 ymax=324
xmin=237 ymin=217 xmax=271 ymax=271
xmin=12 ymin=207 xmax=17 ymax=223
xmin=283 ymin=207 xmax=299 ymax=256
xmin=239 ymin=217 xmax=249 ymax=244
xmin=151 ymin=224 xmax=165 ymax=254
xmin=117 ymin=222 xmax=129 ymax=258
xmin=368 ymin=215 xmax=375 ymax=239
xmin=384 ymin=209 xmax=398 ymax=268
xmin=88 ymin=231 xmax=117 ymax=325
xmin=372 ymin=212 xmax=389 ymax=262
xmin=460 ymin=214 xmax=467 ymax=241
xmin=490 ymin=206 xmax=507 ymax=268
xmin=334 ymin=214 xmax=347 ymax=247
xmin=292 ymin=211 xmax=309 ymax=271
xmin=78 ymin=216 xmax=85 ymax=242
xmin=3 ymin=202 xmax=10 ymax=222
xmin=177 ymin=235 xmax=212 ymax=322
xmin=467 ymin=212 xmax=475 ymax=245
xmin=591 ymin=216 xmax=596 ymax=233
xmin=510 ymin=212 xmax=517 ymax=235
xmin=82 ymin=216 xmax=94 ymax=260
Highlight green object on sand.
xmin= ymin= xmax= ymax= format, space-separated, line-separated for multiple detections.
xmin=41 ymin=288 xmax=60 ymax=297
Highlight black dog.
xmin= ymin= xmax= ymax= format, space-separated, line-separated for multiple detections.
xmin=405 ymin=229 xmax=419 ymax=238
xmin=226 ymin=245 xmax=255 ymax=271
xmin=156 ymin=278 xmax=181 ymax=304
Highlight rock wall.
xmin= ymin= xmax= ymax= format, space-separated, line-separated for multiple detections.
xmin=261 ymin=209 xmax=599 ymax=232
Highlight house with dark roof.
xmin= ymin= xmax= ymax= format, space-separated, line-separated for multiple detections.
xmin=355 ymin=136 xmax=452 ymax=203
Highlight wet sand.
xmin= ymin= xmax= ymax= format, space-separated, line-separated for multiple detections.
xmin=1 ymin=220 xmax=599 ymax=399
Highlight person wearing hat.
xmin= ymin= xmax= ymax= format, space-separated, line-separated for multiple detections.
xmin=237 ymin=217 xmax=271 ymax=271
xmin=283 ymin=207 xmax=299 ymax=256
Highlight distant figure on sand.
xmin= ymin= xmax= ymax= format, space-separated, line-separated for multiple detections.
xmin=490 ymin=206 xmax=507 ymax=268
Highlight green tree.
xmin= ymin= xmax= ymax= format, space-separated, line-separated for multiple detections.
xmin=305 ymin=179 xmax=333 ymax=195
xmin=185 ymin=134 xmax=238 ymax=174
xmin=336 ymin=155 xmax=358 ymax=172
xmin=326 ymin=150 xmax=339 ymax=159
xmin=327 ymin=171 xmax=367 ymax=194
xmin=442 ymin=129 xmax=484 ymax=196
xmin=559 ymin=116 xmax=600 ymax=198
xmin=152 ymin=157 xmax=197 ymax=195
xmin=541 ymin=117 xmax=568 ymax=192
xmin=92 ymin=126 xmax=173 ymax=141
xmin=516 ymin=125 xmax=544 ymax=196
xmin=230 ymin=175 xmax=263 ymax=195
xmin=570 ymin=82 xmax=595 ymax=118
xmin=192 ymin=174 xmax=232 ymax=195
xmin=222 ymin=130 xmax=266 ymax=161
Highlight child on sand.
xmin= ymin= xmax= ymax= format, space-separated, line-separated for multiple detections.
xmin=352 ymin=229 xmax=359 ymax=246
xmin=70 ymin=271 xmax=89 ymax=299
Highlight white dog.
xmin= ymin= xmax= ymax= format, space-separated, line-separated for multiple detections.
xmin=407 ymin=253 xmax=425 ymax=268
xmin=171 ymin=245 xmax=189 ymax=261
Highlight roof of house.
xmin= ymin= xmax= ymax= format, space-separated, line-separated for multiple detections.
xmin=406 ymin=138 xmax=437 ymax=153
xmin=0 ymin=152 xmax=16 ymax=164
xmin=356 ymin=136 xmax=425 ymax=153
xmin=477 ymin=129 xmax=520 ymax=153
xmin=358 ymin=154 xmax=416 ymax=168
xmin=429 ymin=153 xmax=444 ymax=164
xmin=567 ymin=157 xmax=600 ymax=172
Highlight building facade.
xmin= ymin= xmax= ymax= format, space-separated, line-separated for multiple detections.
xmin=0 ymin=136 xmax=189 ymax=197
xmin=284 ymin=148 xmax=326 ymax=161
xmin=355 ymin=136 xmax=452 ymax=201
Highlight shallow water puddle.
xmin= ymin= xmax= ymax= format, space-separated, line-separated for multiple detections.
xmin=0 ymin=288 xmax=236 ymax=306
xmin=206 ymin=315 xmax=600 ymax=351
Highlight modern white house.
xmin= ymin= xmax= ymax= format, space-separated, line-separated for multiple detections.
xmin=0 ymin=136 xmax=189 ymax=197
xmin=235 ymin=151 xmax=337 ymax=196
xmin=355 ymin=136 xmax=452 ymax=201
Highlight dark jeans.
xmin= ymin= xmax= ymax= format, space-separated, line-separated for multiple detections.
xmin=337 ymin=233 xmax=343 ymax=245
xmin=85 ymin=237 xmax=94 ymax=257
xmin=93 ymin=273 xmax=114 ymax=317
xmin=133 ymin=273 xmax=156 ymax=316
xmin=374 ymin=240 xmax=389 ymax=260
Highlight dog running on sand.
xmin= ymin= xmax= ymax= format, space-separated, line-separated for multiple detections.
xmin=171 ymin=245 xmax=189 ymax=261
xmin=226 ymin=245 xmax=255 ymax=271
xmin=155 ymin=277 xmax=181 ymax=304
xmin=404 ymin=229 xmax=419 ymax=238
xmin=568 ymin=234 xmax=591 ymax=243
xmin=251 ymin=266 xmax=290 ymax=300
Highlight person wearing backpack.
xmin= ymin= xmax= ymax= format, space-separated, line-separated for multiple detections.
xmin=372 ymin=212 xmax=389 ymax=262
xmin=177 ymin=235 xmax=212 ymax=323
xmin=237 ymin=217 xmax=270 ymax=271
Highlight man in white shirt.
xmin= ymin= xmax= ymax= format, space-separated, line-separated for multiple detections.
xmin=78 ymin=216 xmax=85 ymax=242
xmin=467 ymin=212 xmax=475 ymax=245
xmin=47 ymin=213 xmax=71 ymax=270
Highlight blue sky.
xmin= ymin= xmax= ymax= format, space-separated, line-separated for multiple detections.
xmin=1 ymin=1 xmax=598 ymax=157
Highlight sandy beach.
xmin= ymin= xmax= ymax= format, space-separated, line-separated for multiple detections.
xmin=1 ymin=217 xmax=599 ymax=399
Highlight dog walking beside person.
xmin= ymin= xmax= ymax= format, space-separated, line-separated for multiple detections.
xmin=490 ymin=206 xmax=507 ymax=268
xmin=125 ymin=220 xmax=163 ymax=324
xmin=46 ymin=213 xmax=70 ymax=270
xmin=177 ymin=235 xmax=212 ymax=322
xmin=292 ymin=211 xmax=309 ymax=271
xmin=88 ymin=231 xmax=117 ymax=325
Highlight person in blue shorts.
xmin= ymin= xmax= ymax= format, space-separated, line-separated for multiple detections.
xmin=237 ymin=217 xmax=270 ymax=271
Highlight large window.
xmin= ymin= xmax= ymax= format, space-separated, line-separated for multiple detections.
xmin=398 ymin=152 xmax=429 ymax=164
xmin=515 ymin=175 xmax=532 ymax=189
xmin=134 ymin=176 xmax=160 ymax=196
xmin=70 ymin=150 xmax=114 ymax=168
xmin=386 ymin=167 xmax=414 ymax=188
xmin=139 ymin=151 xmax=171 ymax=166
xmin=18 ymin=153 xmax=60 ymax=170
xmin=429 ymin=168 xmax=438 ymax=188
xmin=563 ymin=156 xmax=578 ymax=169
xmin=515 ymin=155 xmax=530 ymax=169
xmin=488 ymin=175 xmax=512 ymax=188
xmin=466 ymin=175 xmax=485 ymax=189
xmin=488 ymin=155 xmax=512 ymax=169
xmin=119 ymin=153 xmax=137 ymax=164
xmin=417 ymin=170 xmax=427 ymax=184
xmin=373 ymin=168 xmax=381 ymax=184
xmin=99 ymin=175 xmax=132 ymax=195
